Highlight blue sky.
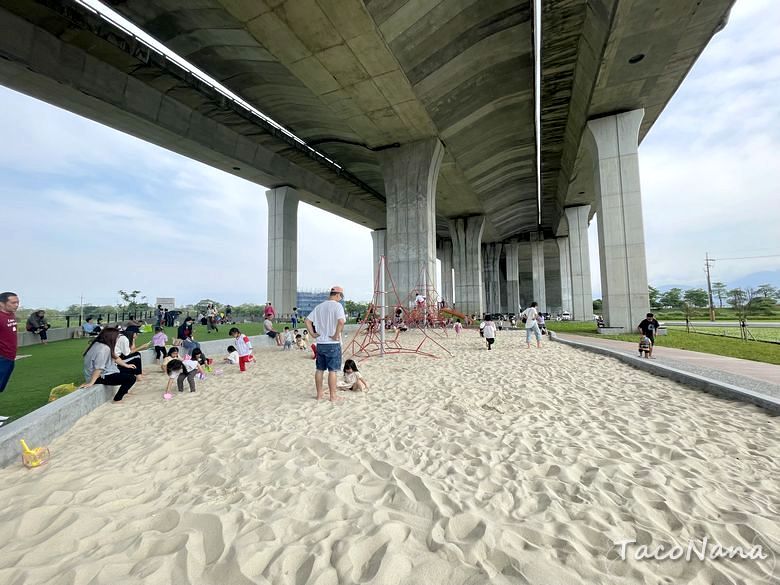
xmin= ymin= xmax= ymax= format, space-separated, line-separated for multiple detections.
xmin=2 ymin=0 xmax=778 ymax=310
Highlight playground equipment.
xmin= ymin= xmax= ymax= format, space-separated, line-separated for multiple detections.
xmin=344 ymin=256 xmax=452 ymax=360
xmin=439 ymin=307 xmax=469 ymax=323
xmin=20 ymin=439 xmax=50 ymax=468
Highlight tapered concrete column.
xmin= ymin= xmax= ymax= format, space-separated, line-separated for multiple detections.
xmin=587 ymin=110 xmax=650 ymax=330
xmin=437 ymin=239 xmax=454 ymax=305
xmin=530 ymin=232 xmax=547 ymax=310
xmin=370 ymin=229 xmax=387 ymax=289
xmin=518 ymin=242 xmax=533 ymax=308
xmin=505 ymin=240 xmax=520 ymax=313
xmin=266 ymin=186 xmax=298 ymax=317
xmin=449 ymin=216 xmax=485 ymax=317
xmin=379 ymin=138 xmax=444 ymax=298
xmin=565 ymin=205 xmax=593 ymax=320
xmin=483 ymin=243 xmax=503 ymax=314
xmin=557 ymin=237 xmax=573 ymax=314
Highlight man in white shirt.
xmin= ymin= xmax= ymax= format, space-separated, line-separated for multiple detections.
xmin=305 ymin=286 xmax=346 ymax=402
xmin=264 ymin=317 xmax=282 ymax=346
xmin=520 ymin=302 xmax=542 ymax=349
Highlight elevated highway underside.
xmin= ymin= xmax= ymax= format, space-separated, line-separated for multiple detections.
xmin=0 ymin=0 xmax=736 ymax=326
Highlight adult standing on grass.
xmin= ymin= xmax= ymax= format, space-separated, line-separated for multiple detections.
xmin=25 ymin=310 xmax=51 ymax=344
xmin=81 ymin=327 xmax=137 ymax=403
xmin=0 ymin=292 xmax=19 ymax=426
xmin=637 ymin=312 xmax=661 ymax=358
xmin=305 ymin=286 xmax=346 ymax=402
xmin=521 ymin=302 xmax=543 ymax=349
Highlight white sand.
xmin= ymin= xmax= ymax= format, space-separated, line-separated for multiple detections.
xmin=0 ymin=331 xmax=778 ymax=585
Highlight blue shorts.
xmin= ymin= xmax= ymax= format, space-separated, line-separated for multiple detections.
xmin=315 ymin=343 xmax=342 ymax=372
xmin=0 ymin=356 xmax=15 ymax=392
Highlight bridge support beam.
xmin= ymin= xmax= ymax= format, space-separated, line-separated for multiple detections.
xmin=505 ymin=240 xmax=521 ymax=314
xmin=437 ymin=238 xmax=454 ymax=307
xmin=587 ymin=110 xmax=650 ymax=331
xmin=565 ymin=205 xmax=593 ymax=320
xmin=370 ymin=229 xmax=387 ymax=289
xmin=380 ymin=139 xmax=444 ymax=299
xmin=557 ymin=237 xmax=573 ymax=316
xmin=483 ymin=243 xmax=503 ymax=315
xmin=449 ymin=215 xmax=485 ymax=317
xmin=266 ymin=186 xmax=299 ymax=317
xmin=530 ymin=232 xmax=547 ymax=311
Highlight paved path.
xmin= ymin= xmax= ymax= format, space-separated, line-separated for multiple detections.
xmin=555 ymin=333 xmax=780 ymax=401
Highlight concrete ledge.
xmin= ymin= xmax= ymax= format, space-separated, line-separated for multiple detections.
xmin=549 ymin=332 xmax=780 ymax=415
xmin=0 ymin=384 xmax=116 ymax=469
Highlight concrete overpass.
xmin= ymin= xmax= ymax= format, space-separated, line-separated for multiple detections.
xmin=0 ymin=0 xmax=735 ymax=330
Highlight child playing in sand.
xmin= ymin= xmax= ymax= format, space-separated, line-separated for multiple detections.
xmin=638 ymin=335 xmax=652 ymax=358
xmin=483 ymin=316 xmax=496 ymax=350
xmin=191 ymin=348 xmax=210 ymax=367
xmin=224 ymin=345 xmax=239 ymax=365
xmin=161 ymin=347 xmax=179 ymax=373
xmin=165 ymin=358 xmax=205 ymax=393
xmin=454 ymin=319 xmax=463 ymax=336
xmin=295 ymin=333 xmax=307 ymax=350
xmin=283 ymin=326 xmax=293 ymax=350
xmin=228 ymin=327 xmax=254 ymax=372
xmin=152 ymin=326 xmax=168 ymax=363
xmin=338 ymin=359 xmax=368 ymax=391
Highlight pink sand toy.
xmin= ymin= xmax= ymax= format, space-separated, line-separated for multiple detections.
xmin=197 ymin=372 xmax=206 ymax=381
xmin=213 ymin=368 xmax=224 ymax=376
xmin=163 ymin=392 xmax=173 ymax=401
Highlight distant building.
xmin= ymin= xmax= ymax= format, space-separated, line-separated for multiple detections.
xmin=296 ymin=290 xmax=345 ymax=316
xmin=156 ymin=297 xmax=176 ymax=310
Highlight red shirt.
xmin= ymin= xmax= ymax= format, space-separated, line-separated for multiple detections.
xmin=0 ymin=310 xmax=18 ymax=361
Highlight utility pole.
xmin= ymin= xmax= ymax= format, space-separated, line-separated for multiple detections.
xmin=79 ymin=294 xmax=84 ymax=326
xmin=704 ymin=253 xmax=715 ymax=322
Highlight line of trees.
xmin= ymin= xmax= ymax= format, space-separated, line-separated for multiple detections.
xmin=649 ymin=283 xmax=779 ymax=316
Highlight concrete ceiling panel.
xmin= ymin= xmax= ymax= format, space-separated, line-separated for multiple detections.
xmin=391 ymin=99 xmax=438 ymax=137
xmin=246 ymin=12 xmax=311 ymax=63
xmin=344 ymin=79 xmax=391 ymax=114
xmin=372 ymin=70 xmax=416 ymax=106
xmin=316 ymin=44 xmax=371 ymax=87
xmin=276 ymin=0 xmax=343 ymax=53
xmin=316 ymin=0 xmax=377 ymax=41
xmin=346 ymin=33 xmax=399 ymax=77
xmin=287 ymin=55 xmax=341 ymax=96
xmin=217 ymin=0 xmax=271 ymax=23
xmin=378 ymin=0 xmax=442 ymax=44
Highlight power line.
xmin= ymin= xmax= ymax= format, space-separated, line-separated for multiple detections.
xmin=711 ymin=254 xmax=780 ymax=261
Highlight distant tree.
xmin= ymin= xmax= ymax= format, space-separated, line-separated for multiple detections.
xmin=755 ymin=284 xmax=777 ymax=299
xmin=196 ymin=299 xmax=221 ymax=311
xmin=727 ymin=288 xmax=746 ymax=310
xmin=648 ymin=286 xmax=661 ymax=309
xmin=344 ymin=300 xmax=368 ymax=318
xmin=711 ymin=281 xmax=728 ymax=308
xmin=659 ymin=288 xmax=683 ymax=309
xmin=747 ymin=296 xmax=777 ymax=316
xmin=683 ymin=288 xmax=709 ymax=308
xmin=593 ymin=299 xmax=603 ymax=312
xmin=118 ymin=289 xmax=147 ymax=318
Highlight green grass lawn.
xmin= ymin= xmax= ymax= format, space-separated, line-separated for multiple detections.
xmin=547 ymin=321 xmax=780 ymax=365
xmin=0 ymin=322 xmax=294 ymax=425
xmin=666 ymin=325 xmax=780 ymax=343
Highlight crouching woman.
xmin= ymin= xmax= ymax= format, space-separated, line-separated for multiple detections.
xmin=80 ymin=327 xmax=137 ymax=403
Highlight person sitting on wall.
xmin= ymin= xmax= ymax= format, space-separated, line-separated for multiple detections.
xmin=82 ymin=316 xmax=101 ymax=336
xmin=26 ymin=310 xmax=51 ymax=344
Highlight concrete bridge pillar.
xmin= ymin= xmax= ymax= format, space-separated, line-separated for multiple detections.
xmin=266 ymin=186 xmax=299 ymax=317
xmin=482 ymin=243 xmax=503 ymax=315
xmin=379 ymin=138 xmax=444 ymax=299
xmin=436 ymin=238 xmax=454 ymax=307
xmin=530 ymin=232 xmax=547 ymax=311
xmin=504 ymin=240 xmax=521 ymax=314
xmin=449 ymin=215 xmax=485 ymax=317
xmin=587 ymin=110 xmax=650 ymax=331
xmin=565 ymin=205 xmax=593 ymax=320
xmin=370 ymin=229 xmax=387 ymax=290
xmin=557 ymin=237 xmax=573 ymax=316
